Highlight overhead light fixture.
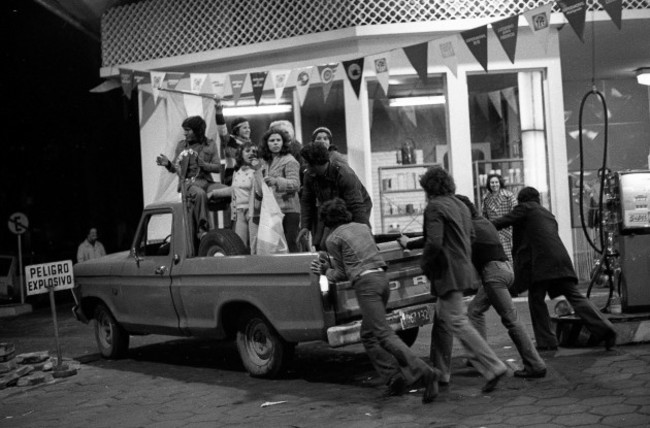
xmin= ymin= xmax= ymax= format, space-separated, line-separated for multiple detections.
xmin=223 ymin=104 xmax=292 ymax=116
xmin=388 ymin=95 xmax=446 ymax=107
xmin=636 ymin=68 xmax=650 ymax=86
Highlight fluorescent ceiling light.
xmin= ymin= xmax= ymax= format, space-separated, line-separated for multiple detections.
xmin=388 ymin=95 xmax=446 ymax=107
xmin=223 ymin=104 xmax=292 ymax=116
xmin=636 ymin=68 xmax=650 ymax=86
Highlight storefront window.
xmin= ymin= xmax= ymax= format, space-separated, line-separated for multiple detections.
xmin=367 ymin=75 xmax=449 ymax=233
xmin=468 ymin=71 xmax=549 ymax=212
xmin=300 ymin=81 xmax=347 ymax=150
xmin=368 ymin=75 xmax=448 ymax=163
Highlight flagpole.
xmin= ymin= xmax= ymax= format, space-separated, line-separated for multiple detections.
xmin=157 ymin=87 xmax=222 ymax=100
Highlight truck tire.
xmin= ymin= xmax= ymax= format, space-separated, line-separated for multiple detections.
xmin=396 ymin=327 xmax=419 ymax=347
xmin=236 ymin=309 xmax=294 ymax=378
xmin=198 ymin=229 xmax=248 ymax=257
xmin=94 ymin=304 xmax=129 ymax=359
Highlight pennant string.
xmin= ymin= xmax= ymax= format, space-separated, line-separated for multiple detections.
xmin=159 ymin=87 xmax=222 ymax=100
xmin=118 ymin=2 xmax=622 ymax=100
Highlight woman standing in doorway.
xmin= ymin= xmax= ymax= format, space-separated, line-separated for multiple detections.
xmin=482 ymin=174 xmax=517 ymax=262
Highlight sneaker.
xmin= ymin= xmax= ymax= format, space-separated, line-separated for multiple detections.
xmin=513 ymin=368 xmax=547 ymax=378
xmin=384 ymin=375 xmax=407 ymax=397
xmin=482 ymin=370 xmax=506 ymax=393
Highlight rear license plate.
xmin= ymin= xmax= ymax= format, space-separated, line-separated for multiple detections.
xmin=398 ymin=305 xmax=433 ymax=330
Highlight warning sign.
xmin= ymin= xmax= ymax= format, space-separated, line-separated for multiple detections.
xmin=25 ymin=260 xmax=74 ymax=296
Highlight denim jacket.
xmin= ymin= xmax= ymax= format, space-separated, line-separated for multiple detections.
xmin=324 ymin=222 xmax=386 ymax=283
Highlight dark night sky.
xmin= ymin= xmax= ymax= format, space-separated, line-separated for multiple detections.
xmin=1 ymin=1 xmax=143 ymax=265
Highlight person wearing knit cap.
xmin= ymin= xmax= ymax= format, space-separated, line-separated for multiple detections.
xmin=311 ymin=126 xmax=347 ymax=165
xmin=156 ymin=115 xmax=222 ymax=240
xmin=215 ymin=100 xmax=252 ymax=186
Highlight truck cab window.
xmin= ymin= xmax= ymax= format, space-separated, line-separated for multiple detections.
xmin=137 ymin=213 xmax=173 ymax=257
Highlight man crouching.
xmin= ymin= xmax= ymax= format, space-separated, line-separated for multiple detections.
xmin=310 ymin=197 xmax=440 ymax=403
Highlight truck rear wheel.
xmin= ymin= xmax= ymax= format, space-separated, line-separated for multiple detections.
xmin=236 ymin=309 xmax=294 ymax=378
xmin=94 ymin=304 xmax=129 ymax=359
xmin=198 ymin=229 xmax=248 ymax=257
xmin=396 ymin=327 xmax=419 ymax=347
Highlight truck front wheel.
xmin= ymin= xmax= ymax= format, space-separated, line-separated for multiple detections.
xmin=236 ymin=309 xmax=294 ymax=378
xmin=94 ymin=304 xmax=129 ymax=359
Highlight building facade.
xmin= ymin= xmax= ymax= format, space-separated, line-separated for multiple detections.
xmin=99 ymin=0 xmax=650 ymax=277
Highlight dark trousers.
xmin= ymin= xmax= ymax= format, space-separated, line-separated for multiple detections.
xmin=529 ymin=278 xmax=616 ymax=348
xmin=355 ymin=272 xmax=430 ymax=385
xmin=282 ymin=212 xmax=300 ymax=253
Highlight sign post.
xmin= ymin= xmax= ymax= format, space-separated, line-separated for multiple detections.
xmin=7 ymin=212 xmax=29 ymax=304
xmin=25 ymin=260 xmax=74 ymax=369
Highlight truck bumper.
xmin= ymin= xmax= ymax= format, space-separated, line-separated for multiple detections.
xmin=326 ymin=302 xmax=435 ymax=347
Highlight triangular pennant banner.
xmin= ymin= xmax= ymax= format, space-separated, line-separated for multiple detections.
xmin=403 ymin=42 xmax=428 ymax=84
xmin=502 ymin=87 xmax=519 ymax=114
xmin=598 ymin=0 xmax=622 ymax=30
xmin=374 ymin=57 xmax=390 ymax=96
xmin=119 ymin=68 xmax=134 ymax=99
xmin=488 ymin=91 xmax=503 ymax=118
xmin=436 ymin=36 xmax=459 ymax=77
xmin=270 ymin=69 xmax=291 ymax=103
xmin=250 ymin=71 xmax=268 ymax=106
xmin=229 ymin=73 xmax=247 ymax=105
xmin=461 ymin=25 xmax=489 ymax=72
xmin=190 ymin=73 xmax=207 ymax=94
xmin=475 ymin=93 xmax=490 ymax=119
xmin=295 ymin=67 xmax=314 ymax=107
xmin=208 ymin=73 xmax=228 ymax=98
xmin=133 ymin=71 xmax=149 ymax=89
xmin=492 ymin=15 xmax=519 ymax=64
xmin=524 ymin=2 xmax=553 ymax=53
xmin=558 ymin=0 xmax=587 ymax=42
xmin=166 ymin=73 xmax=183 ymax=90
xmin=403 ymin=106 xmax=417 ymax=128
xmin=342 ymin=58 xmax=365 ymax=98
xmin=150 ymin=71 xmax=167 ymax=103
xmin=317 ymin=63 xmax=338 ymax=103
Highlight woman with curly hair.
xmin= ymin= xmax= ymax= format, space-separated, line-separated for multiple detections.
xmin=482 ymin=173 xmax=517 ymax=262
xmin=258 ymin=127 xmax=301 ymax=252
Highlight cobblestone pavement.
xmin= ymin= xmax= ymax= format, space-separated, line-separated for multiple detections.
xmin=1 ymin=295 xmax=649 ymax=428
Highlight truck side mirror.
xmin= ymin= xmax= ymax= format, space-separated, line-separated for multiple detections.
xmin=130 ymin=248 xmax=143 ymax=267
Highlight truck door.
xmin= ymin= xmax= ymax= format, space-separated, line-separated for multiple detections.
xmin=118 ymin=210 xmax=181 ymax=333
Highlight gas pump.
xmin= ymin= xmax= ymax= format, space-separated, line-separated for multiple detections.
xmin=585 ymin=169 xmax=650 ymax=313
xmin=612 ymin=170 xmax=650 ymax=312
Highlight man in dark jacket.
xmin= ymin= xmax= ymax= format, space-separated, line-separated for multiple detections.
xmin=298 ymin=143 xmax=372 ymax=250
xmin=492 ymin=186 xmax=617 ymax=351
xmin=455 ymin=195 xmax=547 ymax=378
xmin=417 ymin=167 xmax=507 ymax=393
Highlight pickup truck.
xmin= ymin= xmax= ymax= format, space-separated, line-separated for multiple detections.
xmin=73 ymin=200 xmax=435 ymax=378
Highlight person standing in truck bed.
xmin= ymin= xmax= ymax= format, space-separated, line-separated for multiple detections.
xmin=311 ymin=198 xmax=441 ymax=403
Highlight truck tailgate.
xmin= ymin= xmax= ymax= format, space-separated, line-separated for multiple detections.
xmin=332 ymin=241 xmax=434 ymax=322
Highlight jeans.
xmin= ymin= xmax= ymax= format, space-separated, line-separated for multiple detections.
xmin=355 ymin=272 xmax=431 ymax=385
xmin=431 ymin=290 xmax=507 ymax=383
xmin=468 ymin=261 xmax=546 ymax=372
xmin=529 ymin=278 xmax=616 ymax=348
